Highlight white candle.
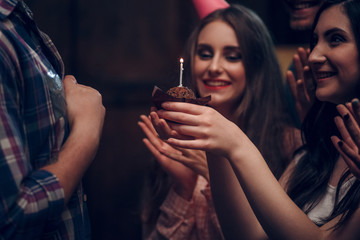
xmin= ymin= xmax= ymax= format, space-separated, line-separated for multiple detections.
xmin=179 ymin=58 xmax=184 ymax=87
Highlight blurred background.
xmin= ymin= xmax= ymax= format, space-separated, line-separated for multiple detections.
xmin=26 ymin=0 xmax=310 ymax=239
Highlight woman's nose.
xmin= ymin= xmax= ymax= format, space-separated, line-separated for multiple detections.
xmin=208 ymin=56 xmax=223 ymax=76
xmin=308 ymin=45 xmax=327 ymax=66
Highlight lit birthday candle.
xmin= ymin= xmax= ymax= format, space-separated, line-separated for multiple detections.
xmin=179 ymin=58 xmax=184 ymax=87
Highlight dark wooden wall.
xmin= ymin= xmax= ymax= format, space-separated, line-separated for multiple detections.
xmin=25 ymin=0 xmax=304 ymax=239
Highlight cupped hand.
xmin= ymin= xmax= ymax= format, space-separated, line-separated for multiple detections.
xmin=156 ymin=102 xmax=246 ymax=159
xmin=286 ymin=47 xmax=315 ymax=123
xmin=138 ymin=114 xmax=201 ymax=199
xmin=149 ymin=107 xmax=173 ymax=140
xmin=331 ymin=100 xmax=360 ymax=179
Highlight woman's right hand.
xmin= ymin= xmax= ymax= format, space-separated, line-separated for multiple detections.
xmin=138 ymin=114 xmax=208 ymax=199
xmin=286 ymin=47 xmax=315 ymax=123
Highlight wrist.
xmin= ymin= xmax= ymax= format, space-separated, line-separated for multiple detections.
xmin=173 ymin=175 xmax=198 ymax=201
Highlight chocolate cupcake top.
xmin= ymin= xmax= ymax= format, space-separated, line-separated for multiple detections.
xmin=166 ymin=86 xmax=196 ymax=99
xmin=152 ymin=86 xmax=211 ymax=109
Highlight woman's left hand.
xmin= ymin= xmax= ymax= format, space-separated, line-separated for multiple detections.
xmin=331 ymin=99 xmax=360 ymax=179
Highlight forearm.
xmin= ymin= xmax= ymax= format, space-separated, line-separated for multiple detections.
xmin=42 ymin=125 xmax=100 ymax=203
xmin=207 ymin=153 xmax=266 ymax=240
xmin=227 ymin=144 xmax=322 ymax=240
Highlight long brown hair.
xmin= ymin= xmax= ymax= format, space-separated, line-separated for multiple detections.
xmin=142 ymin=4 xmax=297 ymax=232
xmin=184 ymin=5 xmax=295 ymax=177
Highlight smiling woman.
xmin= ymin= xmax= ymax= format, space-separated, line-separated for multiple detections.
xmin=193 ymin=20 xmax=246 ymax=115
xmin=139 ymin=4 xmax=301 ymax=240
xmin=309 ymin=4 xmax=360 ymax=104
xmin=155 ymin=0 xmax=360 ymax=239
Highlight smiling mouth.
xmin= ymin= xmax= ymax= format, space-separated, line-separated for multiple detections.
xmin=203 ymin=80 xmax=231 ymax=89
xmin=285 ymin=0 xmax=321 ymax=10
xmin=314 ymin=71 xmax=337 ymax=80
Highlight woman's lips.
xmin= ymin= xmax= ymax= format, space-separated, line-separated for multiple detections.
xmin=314 ymin=71 xmax=337 ymax=82
xmin=203 ymin=80 xmax=231 ymax=90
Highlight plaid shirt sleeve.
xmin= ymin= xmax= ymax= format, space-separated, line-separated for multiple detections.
xmin=146 ymin=177 xmax=224 ymax=240
xmin=0 ymin=34 xmax=65 ymax=240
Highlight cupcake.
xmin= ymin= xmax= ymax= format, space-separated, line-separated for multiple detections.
xmin=152 ymin=86 xmax=211 ymax=109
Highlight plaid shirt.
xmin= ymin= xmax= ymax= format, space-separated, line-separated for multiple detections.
xmin=0 ymin=0 xmax=90 ymax=239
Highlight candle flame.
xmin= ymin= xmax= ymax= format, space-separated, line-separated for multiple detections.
xmin=180 ymin=58 xmax=184 ymax=63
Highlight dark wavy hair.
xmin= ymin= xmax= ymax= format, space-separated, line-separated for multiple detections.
xmin=286 ymin=0 xmax=360 ymax=229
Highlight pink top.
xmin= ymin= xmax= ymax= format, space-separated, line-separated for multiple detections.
xmin=144 ymin=176 xmax=224 ymax=240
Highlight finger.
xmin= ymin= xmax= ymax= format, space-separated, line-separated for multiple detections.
xmin=165 ymin=122 xmax=195 ymax=140
xmin=140 ymin=115 xmax=158 ymax=136
xmin=333 ymin=138 xmax=360 ymax=178
xmin=339 ymin=140 xmax=360 ymax=169
xmin=167 ymin=122 xmax=205 ymax=140
xmin=334 ymin=116 xmax=357 ymax=150
xmin=166 ymin=137 xmax=205 ymax=151
xmin=63 ymin=75 xmax=77 ymax=90
xmin=161 ymin=101 xmax=205 ymax=115
xmin=336 ymin=105 xmax=360 ymax=149
xmin=157 ymin=109 xmax=200 ymax=126
xmin=286 ymin=70 xmax=298 ymax=100
xmin=293 ymin=53 xmax=304 ymax=81
xmin=138 ymin=121 xmax=161 ymax=146
xmin=150 ymin=112 xmax=170 ymax=139
xmin=296 ymin=78 xmax=307 ymax=104
xmin=342 ymin=113 xmax=360 ymax=150
xmin=303 ymin=66 xmax=315 ymax=102
xmin=351 ymin=98 xmax=360 ymax=124
xmin=159 ymin=118 xmax=173 ymax=136
xmin=331 ymin=136 xmax=360 ymax=175
xmin=298 ymin=47 xmax=308 ymax=66
xmin=337 ymin=104 xmax=350 ymax=116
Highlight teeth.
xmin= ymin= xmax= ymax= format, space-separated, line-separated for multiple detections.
xmin=316 ymin=72 xmax=336 ymax=78
xmin=293 ymin=3 xmax=312 ymax=9
xmin=205 ymin=81 xmax=229 ymax=87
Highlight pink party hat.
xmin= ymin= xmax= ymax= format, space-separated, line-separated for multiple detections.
xmin=192 ymin=0 xmax=230 ymax=19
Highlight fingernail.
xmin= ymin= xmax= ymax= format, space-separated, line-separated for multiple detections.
xmin=161 ymin=102 xmax=169 ymax=108
xmin=338 ymin=141 xmax=343 ymax=147
xmin=352 ymin=99 xmax=359 ymax=107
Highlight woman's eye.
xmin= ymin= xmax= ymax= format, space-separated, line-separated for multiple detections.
xmin=329 ymin=34 xmax=346 ymax=46
xmin=226 ymin=53 xmax=242 ymax=61
xmin=197 ymin=49 xmax=212 ymax=59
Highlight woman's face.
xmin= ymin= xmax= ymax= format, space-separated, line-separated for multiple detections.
xmin=309 ymin=5 xmax=360 ymax=104
xmin=194 ymin=20 xmax=246 ymax=110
